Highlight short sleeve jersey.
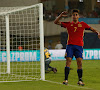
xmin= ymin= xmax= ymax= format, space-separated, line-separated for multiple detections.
xmin=61 ymin=21 xmax=90 ymax=46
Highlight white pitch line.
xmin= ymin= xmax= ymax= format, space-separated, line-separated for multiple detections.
xmin=0 ymin=79 xmax=94 ymax=90
xmin=44 ymin=80 xmax=94 ymax=90
xmin=0 ymin=80 xmax=33 ymax=83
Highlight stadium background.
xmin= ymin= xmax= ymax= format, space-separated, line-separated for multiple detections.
xmin=0 ymin=0 xmax=100 ymax=50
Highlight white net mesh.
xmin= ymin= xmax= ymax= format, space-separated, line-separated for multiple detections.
xmin=0 ymin=4 xmax=44 ymax=81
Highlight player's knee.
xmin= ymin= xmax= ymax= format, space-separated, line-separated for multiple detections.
xmin=77 ymin=60 xmax=82 ymax=65
xmin=77 ymin=58 xmax=82 ymax=63
xmin=66 ymin=57 xmax=72 ymax=66
xmin=78 ymin=60 xmax=82 ymax=63
xmin=77 ymin=62 xmax=82 ymax=68
xmin=66 ymin=57 xmax=72 ymax=62
xmin=76 ymin=59 xmax=82 ymax=68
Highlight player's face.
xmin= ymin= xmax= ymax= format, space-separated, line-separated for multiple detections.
xmin=72 ymin=12 xmax=79 ymax=22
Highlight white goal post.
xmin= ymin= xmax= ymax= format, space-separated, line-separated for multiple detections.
xmin=0 ymin=3 xmax=45 ymax=81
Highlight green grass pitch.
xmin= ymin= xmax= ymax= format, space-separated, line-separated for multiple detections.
xmin=0 ymin=60 xmax=100 ymax=90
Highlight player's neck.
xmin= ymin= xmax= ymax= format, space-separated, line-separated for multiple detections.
xmin=73 ymin=20 xmax=79 ymax=24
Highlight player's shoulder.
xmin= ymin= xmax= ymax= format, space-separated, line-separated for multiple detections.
xmin=79 ymin=21 xmax=87 ymax=24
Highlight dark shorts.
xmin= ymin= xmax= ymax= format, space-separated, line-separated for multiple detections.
xmin=66 ymin=45 xmax=83 ymax=59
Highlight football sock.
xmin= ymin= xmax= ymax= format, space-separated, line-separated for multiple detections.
xmin=48 ymin=65 xmax=54 ymax=71
xmin=65 ymin=67 xmax=70 ymax=80
xmin=48 ymin=65 xmax=52 ymax=68
xmin=77 ymin=69 xmax=83 ymax=81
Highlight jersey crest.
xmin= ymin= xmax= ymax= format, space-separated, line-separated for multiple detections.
xmin=78 ymin=24 xmax=82 ymax=27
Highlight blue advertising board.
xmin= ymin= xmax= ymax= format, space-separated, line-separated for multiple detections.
xmin=79 ymin=18 xmax=100 ymax=24
xmin=83 ymin=49 xmax=100 ymax=60
xmin=0 ymin=50 xmax=40 ymax=62
xmin=0 ymin=49 xmax=100 ymax=62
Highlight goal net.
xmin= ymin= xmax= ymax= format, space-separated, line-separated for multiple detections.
xmin=0 ymin=3 xmax=45 ymax=82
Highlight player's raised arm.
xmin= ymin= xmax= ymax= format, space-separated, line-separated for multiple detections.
xmin=54 ymin=11 xmax=68 ymax=25
xmin=90 ymin=27 xmax=100 ymax=39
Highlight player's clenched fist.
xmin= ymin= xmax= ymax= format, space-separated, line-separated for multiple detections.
xmin=60 ymin=11 xmax=68 ymax=17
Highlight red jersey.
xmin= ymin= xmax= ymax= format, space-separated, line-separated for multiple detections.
xmin=61 ymin=21 xmax=90 ymax=46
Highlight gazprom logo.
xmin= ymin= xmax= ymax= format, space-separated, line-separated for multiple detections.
xmin=0 ymin=50 xmax=40 ymax=62
xmin=83 ymin=49 xmax=100 ymax=60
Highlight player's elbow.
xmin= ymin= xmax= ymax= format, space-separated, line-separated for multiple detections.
xmin=54 ymin=21 xmax=60 ymax=25
xmin=54 ymin=20 xmax=57 ymax=24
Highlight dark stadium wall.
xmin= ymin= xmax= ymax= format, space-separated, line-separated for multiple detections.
xmin=83 ymin=0 xmax=97 ymax=13
xmin=44 ymin=35 xmax=61 ymax=49
xmin=61 ymin=32 xmax=100 ymax=49
xmin=55 ymin=0 xmax=65 ymax=11
xmin=0 ymin=0 xmax=39 ymax=6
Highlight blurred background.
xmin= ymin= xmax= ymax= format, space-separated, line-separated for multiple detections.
xmin=0 ymin=0 xmax=100 ymax=49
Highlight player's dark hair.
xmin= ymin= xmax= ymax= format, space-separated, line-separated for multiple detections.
xmin=71 ymin=9 xmax=80 ymax=14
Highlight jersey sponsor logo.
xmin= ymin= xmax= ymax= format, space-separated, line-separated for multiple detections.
xmin=78 ymin=24 xmax=82 ymax=27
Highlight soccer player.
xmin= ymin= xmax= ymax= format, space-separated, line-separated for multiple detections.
xmin=44 ymin=47 xmax=57 ymax=73
xmin=54 ymin=9 xmax=100 ymax=86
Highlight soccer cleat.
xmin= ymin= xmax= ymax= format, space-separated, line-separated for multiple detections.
xmin=53 ymin=68 xmax=57 ymax=73
xmin=63 ymin=80 xmax=68 ymax=85
xmin=77 ymin=81 xmax=85 ymax=86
